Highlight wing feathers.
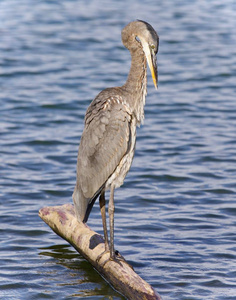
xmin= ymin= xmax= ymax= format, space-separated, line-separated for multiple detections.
xmin=77 ymin=95 xmax=131 ymax=200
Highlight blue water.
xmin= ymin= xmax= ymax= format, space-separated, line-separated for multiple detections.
xmin=1 ymin=0 xmax=236 ymax=299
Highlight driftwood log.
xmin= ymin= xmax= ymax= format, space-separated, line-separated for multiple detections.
xmin=39 ymin=203 xmax=162 ymax=300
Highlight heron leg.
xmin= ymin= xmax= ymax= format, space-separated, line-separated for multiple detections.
xmin=98 ymin=186 xmax=134 ymax=269
xmin=99 ymin=190 xmax=109 ymax=252
xmin=108 ymin=185 xmax=115 ymax=259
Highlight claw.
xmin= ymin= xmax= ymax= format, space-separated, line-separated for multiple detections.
xmin=114 ymin=250 xmax=134 ymax=270
xmin=96 ymin=249 xmax=134 ymax=270
xmin=96 ymin=249 xmax=110 ymax=264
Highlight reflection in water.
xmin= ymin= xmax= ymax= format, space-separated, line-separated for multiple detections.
xmin=39 ymin=244 xmax=124 ymax=299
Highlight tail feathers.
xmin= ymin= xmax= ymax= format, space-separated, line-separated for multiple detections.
xmin=83 ymin=184 xmax=106 ymax=222
xmin=72 ymin=185 xmax=103 ymax=223
xmin=83 ymin=195 xmax=99 ymax=223
xmin=72 ymin=188 xmax=87 ymax=222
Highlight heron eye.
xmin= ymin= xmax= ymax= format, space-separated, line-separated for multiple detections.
xmin=150 ymin=44 xmax=155 ymax=50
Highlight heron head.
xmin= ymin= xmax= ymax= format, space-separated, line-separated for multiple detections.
xmin=122 ymin=20 xmax=159 ymax=89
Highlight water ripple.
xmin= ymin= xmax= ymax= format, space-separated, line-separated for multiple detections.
xmin=1 ymin=0 xmax=236 ymax=299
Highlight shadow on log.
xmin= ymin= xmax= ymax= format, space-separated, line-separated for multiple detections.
xmin=39 ymin=203 xmax=162 ymax=300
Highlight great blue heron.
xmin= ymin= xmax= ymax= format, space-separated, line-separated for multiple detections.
xmin=73 ymin=20 xmax=159 ymax=262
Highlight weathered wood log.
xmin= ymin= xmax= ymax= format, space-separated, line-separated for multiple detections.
xmin=39 ymin=203 xmax=162 ymax=300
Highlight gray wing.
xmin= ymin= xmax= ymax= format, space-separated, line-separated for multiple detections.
xmin=78 ymin=96 xmax=131 ymax=198
xmin=73 ymin=94 xmax=132 ymax=221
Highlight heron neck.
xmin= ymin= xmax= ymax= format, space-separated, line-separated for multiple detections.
xmin=123 ymin=46 xmax=147 ymax=125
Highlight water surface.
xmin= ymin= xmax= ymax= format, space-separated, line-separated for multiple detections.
xmin=1 ymin=0 xmax=236 ymax=299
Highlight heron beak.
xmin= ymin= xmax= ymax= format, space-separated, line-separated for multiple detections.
xmin=147 ymin=49 xmax=158 ymax=89
xmin=138 ymin=37 xmax=158 ymax=89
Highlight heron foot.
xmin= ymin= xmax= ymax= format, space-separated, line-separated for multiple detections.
xmin=114 ymin=250 xmax=134 ymax=270
xmin=96 ymin=249 xmax=110 ymax=265
xmin=96 ymin=249 xmax=133 ymax=270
